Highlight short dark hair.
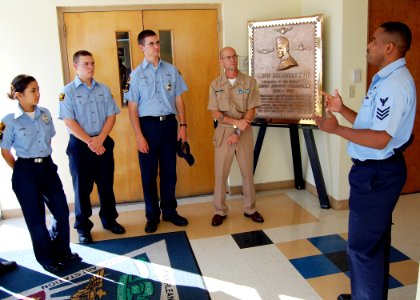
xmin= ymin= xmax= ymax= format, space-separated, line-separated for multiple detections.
xmin=380 ymin=22 xmax=412 ymax=55
xmin=73 ymin=50 xmax=93 ymax=64
xmin=137 ymin=30 xmax=157 ymax=46
xmin=7 ymin=75 xmax=37 ymax=100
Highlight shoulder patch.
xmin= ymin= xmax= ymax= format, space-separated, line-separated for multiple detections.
xmin=0 ymin=121 xmax=6 ymax=142
xmin=59 ymin=93 xmax=65 ymax=101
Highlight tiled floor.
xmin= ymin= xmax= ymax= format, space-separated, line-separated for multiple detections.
xmin=0 ymin=189 xmax=419 ymax=299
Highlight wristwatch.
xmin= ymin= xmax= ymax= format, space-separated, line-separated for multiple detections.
xmin=233 ymin=125 xmax=241 ymax=136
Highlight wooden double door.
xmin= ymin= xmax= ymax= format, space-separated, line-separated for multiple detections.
xmin=63 ymin=9 xmax=219 ymax=203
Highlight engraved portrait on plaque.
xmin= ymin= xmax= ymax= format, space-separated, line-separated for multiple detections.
xmin=248 ymin=15 xmax=323 ymax=124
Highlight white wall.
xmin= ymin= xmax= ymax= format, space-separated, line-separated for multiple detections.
xmin=0 ymin=0 xmax=368 ymax=212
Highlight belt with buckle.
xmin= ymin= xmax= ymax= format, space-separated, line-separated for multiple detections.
xmin=140 ymin=114 xmax=175 ymax=121
xmin=18 ymin=156 xmax=51 ymax=163
xmin=351 ymin=152 xmax=403 ymax=167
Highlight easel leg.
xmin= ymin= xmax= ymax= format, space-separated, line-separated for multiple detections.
xmin=253 ymin=124 xmax=267 ymax=174
xmin=289 ymin=125 xmax=305 ymax=189
xmin=303 ymin=128 xmax=330 ymax=209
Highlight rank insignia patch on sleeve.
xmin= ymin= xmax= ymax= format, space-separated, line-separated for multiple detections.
xmin=376 ymin=107 xmax=390 ymax=120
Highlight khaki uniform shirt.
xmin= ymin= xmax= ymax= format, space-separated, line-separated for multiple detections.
xmin=208 ymin=71 xmax=261 ymax=145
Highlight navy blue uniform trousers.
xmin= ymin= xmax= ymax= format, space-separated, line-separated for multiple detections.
xmin=67 ymin=135 xmax=118 ymax=233
xmin=348 ymin=154 xmax=406 ymax=300
xmin=12 ymin=156 xmax=71 ymax=265
xmin=138 ymin=116 xmax=178 ymax=222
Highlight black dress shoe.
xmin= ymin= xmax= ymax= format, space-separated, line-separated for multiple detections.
xmin=58 ymin=253 xmax=82 ymax=266
xmin=162 ymin=213 xmax=188 ymax=226
xmin=42 ymin=262 xmax=64 ymax=273
xmin=337 ymin=294 xmax=351 ymax=300
xmin=145 ymin=221 xmax=159 ymax=233
xmin=244 ymin=211 xmax=264 ymax=223
xmin=78 ymin=232 xmax=93 ymax=244
xmin=211 ymin=214 xmax=226 ymax=226
xmin=0 ymin=260 xmax=17 ymax=275
xmin=103 ymin=222 xmax=126 ymax=234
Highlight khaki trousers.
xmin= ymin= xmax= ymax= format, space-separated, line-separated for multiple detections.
xmin=213 ymin=127 xmax=257 ymax=215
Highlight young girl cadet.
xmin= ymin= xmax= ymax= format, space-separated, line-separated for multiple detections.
xmin=0 ymin=75 xmax=80 ymax=273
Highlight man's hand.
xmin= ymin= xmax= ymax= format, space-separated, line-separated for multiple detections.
xmin=236 ymin=118 xmax=251 ymax=131
xmin=87 ymin=136 xmax=106 ymax=155
xmin=227 ymin=133 xmax=239 ymax=146
xmin=321 ymin=89 xmax=344 ymax=114
xmin=314 ymin=114 xmax=340 ymax=134
xmin=137 ymin=135 xmax=149 ymax=154
xmin=178 ymin=126 xmax=187 ymax=143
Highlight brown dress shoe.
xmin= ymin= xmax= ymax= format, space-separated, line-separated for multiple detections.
xmin=244 ymin=211 xmax=264 ymax=223
xmin=211 ymin=214 xmax=226 ymax=226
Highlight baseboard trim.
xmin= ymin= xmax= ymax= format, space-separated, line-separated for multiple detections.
xmin=1 ymin=181 xmax=350 ymax=219
xmin=228 ymin=180 xmax=296 ymax=195
xmin=1 ymin=202 xmax=76 ymax=220
xmin=304 ymin=181 xmax=349 ymax=210
xmin=229 ymin=180 xmax=349 ymax=211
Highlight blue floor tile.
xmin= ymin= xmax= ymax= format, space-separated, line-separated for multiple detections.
xmin=290 ymin=254 xmax=342 ymax=279
xmin=389 ymin=246 xmax=410 ymax=263
xmin=308 ymin=234 xmax=347 ymax=254
xmin=389 ymin=274 xmax=403 ymax=289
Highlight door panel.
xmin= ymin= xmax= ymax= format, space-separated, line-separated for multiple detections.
xmin=368 ymin=0 xmax=420 ymax=193
xmin=63 ymin=9 xmax=218 ymax=203
xmin=143 ymin=10 xmax=219 ymax=197
xmin=64 ymin=11 xmax=144 ymax=203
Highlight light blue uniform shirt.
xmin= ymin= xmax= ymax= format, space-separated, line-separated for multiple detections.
xmin=0 ymin=105 xmax=55 ymax=158
xmin=123 ymin=59 xmax=188 ymax=117
xmin=348 ymin=58 xmax=416 ymax=160
xmin=58 ymin=76 xmax=120 ymax=136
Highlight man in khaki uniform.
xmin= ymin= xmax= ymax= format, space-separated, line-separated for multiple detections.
xmin=208 ymin=46 xmax=264 ymax=226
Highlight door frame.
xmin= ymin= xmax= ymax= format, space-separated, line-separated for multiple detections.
xmin=57 ymin=4 xmax=222 ymax=85
xmin=57 ymin=5 xmax=222 ymax=202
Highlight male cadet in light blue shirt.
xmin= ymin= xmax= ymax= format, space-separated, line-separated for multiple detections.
xmin=124 ymin=30 xmax=189 ymax=234
xmin=59 ymin=50 xmax=125 ymax=244
xmin=316 ymin=22 xmax=416 ymax=300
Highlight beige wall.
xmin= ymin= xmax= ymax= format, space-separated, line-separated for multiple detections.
xmin=300 ymin=0 xmax=368 ymax=201
xmin=0 ymin=0 xmax=368 ymax=212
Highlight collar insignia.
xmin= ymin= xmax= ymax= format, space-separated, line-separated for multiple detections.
xmin=42 ymin=114 xmax=49 ymax=124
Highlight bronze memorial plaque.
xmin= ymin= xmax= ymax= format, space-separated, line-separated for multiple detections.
xmin=248 ymin=15 xmax=323 ymax=125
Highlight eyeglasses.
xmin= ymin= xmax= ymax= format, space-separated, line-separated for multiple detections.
xmin=221 ymin=54 xmax=238 ymax=61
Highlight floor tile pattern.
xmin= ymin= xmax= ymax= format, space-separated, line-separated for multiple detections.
xmin=232 ymin=231 xmax=419 ymax=298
